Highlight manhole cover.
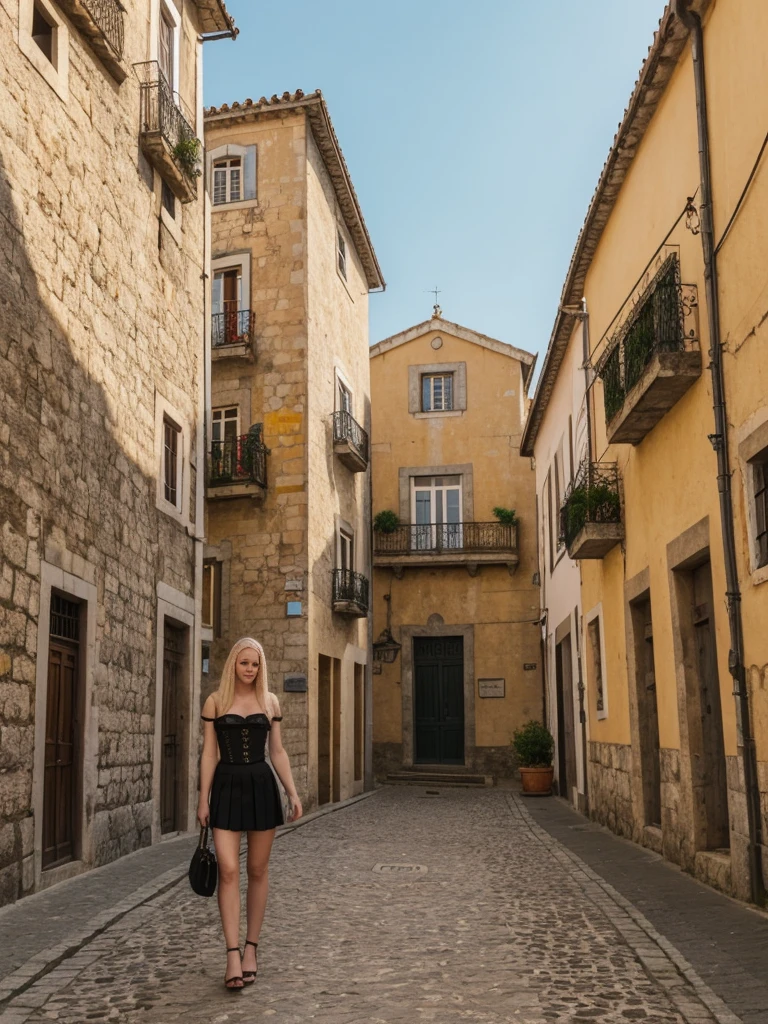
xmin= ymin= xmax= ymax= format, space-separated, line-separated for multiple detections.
xmin=372 ymin=863 xmax=428 ymax=876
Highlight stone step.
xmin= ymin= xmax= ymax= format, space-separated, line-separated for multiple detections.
xmin=386 ymin=771 xmax=491 ymax=787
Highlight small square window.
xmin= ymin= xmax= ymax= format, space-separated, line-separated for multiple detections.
xmin=422 ymin=373 xmax=453 ymax=412
xmin=161 ymin=181 xmax=176 ymax=218
xmin=337 ymin=231 xmax=347 ymax=280
xmin=32 ymin=2 xmax=55 ymax=62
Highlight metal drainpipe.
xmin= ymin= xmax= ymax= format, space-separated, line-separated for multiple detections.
xmin=674 ymin=0 xmax=764 ymax=904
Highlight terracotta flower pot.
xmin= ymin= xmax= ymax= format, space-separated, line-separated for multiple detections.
xmin=519 ymin=765 xmax=554 ymax=796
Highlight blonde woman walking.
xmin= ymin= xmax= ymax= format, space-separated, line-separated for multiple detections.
xmin=198 ymin=638 xmax=302 ymax=992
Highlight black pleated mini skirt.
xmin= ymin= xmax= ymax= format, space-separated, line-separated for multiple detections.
xmin=209 ymin=761 xmax=284 ymax=832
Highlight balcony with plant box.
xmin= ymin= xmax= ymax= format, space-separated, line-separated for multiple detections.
xmin=332 ymin=410 xmax=369 ymax=472
xmin=207 ymin=427 xmax=269 ymax=501
xmin=58 ymin=0 xmax=127 ymax=82
xmin=597 ymin=255 xmax=700 ymax=446
xmin=211 ymin=308 xmax=256 ymax=361
xmin=373 ymin=507 xmax=519 ymax=576
xmin=135 ymin=61 xmax=201 ymax=203
xmin=561 ymin=461 xmax=623 ymax=560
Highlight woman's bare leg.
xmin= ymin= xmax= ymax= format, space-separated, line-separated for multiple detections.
xmin=213 ymin=828 xmax=243 ymax=988
xmin=242 ymin=829 xmax=275 ymax=975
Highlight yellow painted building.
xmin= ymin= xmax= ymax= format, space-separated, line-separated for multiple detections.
xmin=523 ymin=0 xmax=768 ymax=902
xmin=203 ymin=91 xmax=384 ymax=812
xmin=370 ymin=315 xmax=542 ymax=780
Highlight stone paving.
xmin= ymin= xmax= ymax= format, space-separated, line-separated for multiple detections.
xmin=0 ymin=787 xmax=751 ymax=1023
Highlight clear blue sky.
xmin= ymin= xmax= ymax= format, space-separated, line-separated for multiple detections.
xmin=204 ymin=1 xmax=666 ymax=369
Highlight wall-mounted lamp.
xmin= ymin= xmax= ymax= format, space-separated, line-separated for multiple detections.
xmin=372 ymin=592 xmax=402 ymax=663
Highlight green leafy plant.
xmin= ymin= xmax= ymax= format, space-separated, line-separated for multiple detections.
xmin=373 ymin=510 xmax=400 ymax=534
xmin=173 ymin=136 xmax=202 ymax=177
xmin=492 ymin=506 xmax=518 ymax=526
xmin=512 ymin=720 xmax=554 ymax=768
xmin=563 ymin=484 xmax=621 ymax=545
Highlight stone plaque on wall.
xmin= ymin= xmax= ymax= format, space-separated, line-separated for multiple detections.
xmin=478 ymin=678 xmax=505 ymax=698
xmin=284 ymin=674 xmax=307 ymax=693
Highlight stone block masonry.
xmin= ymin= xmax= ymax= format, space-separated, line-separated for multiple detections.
xmin=0 ymin=2 xmax=209 ymax=904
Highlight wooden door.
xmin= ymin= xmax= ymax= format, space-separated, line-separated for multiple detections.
xmin=555 ymin=635 xmax=577 ymax=802
xmin=161 ymin=622 xmax=185 ymax=834
xmin=641 ymin=610 xmax=662 ymax=827
xmin=43 ymin=596 xmax=80 ymax=869
xmin=692 ymin=563 xmax=729 ymax=849
xmin=413 ymin=637 xmax=464 ymax=765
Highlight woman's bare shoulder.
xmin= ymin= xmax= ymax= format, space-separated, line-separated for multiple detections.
xmin=202 ymin=693 xmax=218 ymax=719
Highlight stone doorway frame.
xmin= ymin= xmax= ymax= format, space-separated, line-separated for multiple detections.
xmin=399 ymin=620 xmax=475 ymax=768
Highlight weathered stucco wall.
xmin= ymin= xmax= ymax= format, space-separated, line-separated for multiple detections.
xmin=371 ymin=325 xmax=541 ymax=778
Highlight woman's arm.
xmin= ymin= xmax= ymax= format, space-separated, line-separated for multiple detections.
xmin=268 ymin=708 xmax=303 ymax=822
xmin=197 ymin=694 xmax=219 ymax=827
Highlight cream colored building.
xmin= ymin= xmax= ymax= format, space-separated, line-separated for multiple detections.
xmin=524 ymin=0 xmax=768 ymax=902
xmin=0 ymin=0 xmax=236 ymax=905
xmin=203 ymin=91 xmax=384 ymax=811
xmin=370 ymin=315 xmax=542 ymax=780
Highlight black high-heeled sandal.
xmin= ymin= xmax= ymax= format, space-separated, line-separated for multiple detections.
xmin=242 ymin=938 xmax=258 ymax=983
xmin=224 ymin=946 xmax=244 ymax=991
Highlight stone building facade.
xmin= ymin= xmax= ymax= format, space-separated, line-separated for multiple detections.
xmin=203 ymin=91 xmax=383 ymax=811
xmin=370 ymin=315 xmax=542 ymax=781
xmin=0 ymin=0 xmax=236 ymax=905
xmin=523 ymin=0 xmax=768 ymax=902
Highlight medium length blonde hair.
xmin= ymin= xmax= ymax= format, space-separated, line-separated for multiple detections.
xmin=214 ymin=637 xmax=273 ymax=715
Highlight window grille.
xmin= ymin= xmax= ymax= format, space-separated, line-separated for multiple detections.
xmin=50 ymin=594 xmax=80 ymax=642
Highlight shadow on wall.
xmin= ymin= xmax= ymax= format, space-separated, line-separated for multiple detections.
xmin=0 ymin=148 xmax=182 ymax=903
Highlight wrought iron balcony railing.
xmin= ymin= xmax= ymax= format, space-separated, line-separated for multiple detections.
xmin=333 ymin=410 xmax=369 ymax=467
xmin=373 ymin=521 xmax=517 ymax=556
xmin=560 ymin=462 xmax=622 ymax=551
xmin=212 ymin=310 xmax=255 ymax=348
xmin=135 ymin=61 xmax=199 ymax=202
xmin=208 ymin=432 xmax=268 ymax=489
xmin=597 ymin=255 xmax=699 ymax=423
xmin=332 ymin=569 xmax=369 ymax=615
xmin=57 ymin=0 xmax=126 ymax=80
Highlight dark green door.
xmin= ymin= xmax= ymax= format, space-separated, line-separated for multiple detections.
xmin=414 ymin=637 xmax=464 ymax=764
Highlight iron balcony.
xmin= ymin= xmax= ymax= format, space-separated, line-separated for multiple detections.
xmin=373 ymin=521 xmax=519 ymax=576
xmin=135 ymin=61 xmax=200 ymax=203
xmin=597 ymin=255 xmax=701 ymax=445
xmin=57 ymin=0 xmax=126 ymax=82
xmin=560 ymin=461 xmax=624 ymax=559
xmin=332 ymin=569 xmax=369 ymax=617
xmin=207 ymin=432 xmax=268 ymax=500
xmin=212 ymin=309 xmax=255 ymax=356
xmin=332 ymin=410 xmax=369 ymax=472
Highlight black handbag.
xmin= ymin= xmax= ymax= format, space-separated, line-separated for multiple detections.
xmin=189 ymin=826 xmax=217 ymax=897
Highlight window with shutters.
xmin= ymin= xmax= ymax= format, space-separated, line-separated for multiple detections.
xmin=158 ymin=5 xmax=174 ymax=84
xmin=163 ymin=417 xmax=181 ymax=507
xmin=586 ymin=607 xmax=608 ymax=719
xmin=209 ymin=146 xmax=257 ymax=205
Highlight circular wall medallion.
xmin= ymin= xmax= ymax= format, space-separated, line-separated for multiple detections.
xmin=431 ymin=337 xmax=443 ymax=350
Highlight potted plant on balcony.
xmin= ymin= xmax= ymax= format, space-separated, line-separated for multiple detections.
xmin=373 ymin=510 xmax=400 ymax=533
xmin=563 ymin=482 xmax=620 ymax=543
xmin=512 ymin=720 xmax=555 ymax=796
xmin=492 ymin=506 xmax=518 ymax=525
xmin=172 ymin=136 xmax=202 ymax=179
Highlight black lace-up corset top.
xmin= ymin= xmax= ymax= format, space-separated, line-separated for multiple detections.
xmin=213 ymin=714 xmax=272 ymax=765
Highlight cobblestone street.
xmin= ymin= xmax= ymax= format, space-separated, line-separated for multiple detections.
xmin=1 ymin=787 xmax=766 ymax=1024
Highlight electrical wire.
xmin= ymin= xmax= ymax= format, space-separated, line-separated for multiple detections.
xmin=714 ymin=128 xmax=768 ymax=256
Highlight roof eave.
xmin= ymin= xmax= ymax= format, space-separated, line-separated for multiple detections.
xmin=193 ymin=0 xmax=236 ymax=34
xmin=204 ymin=92 xmax=384 ymax=292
